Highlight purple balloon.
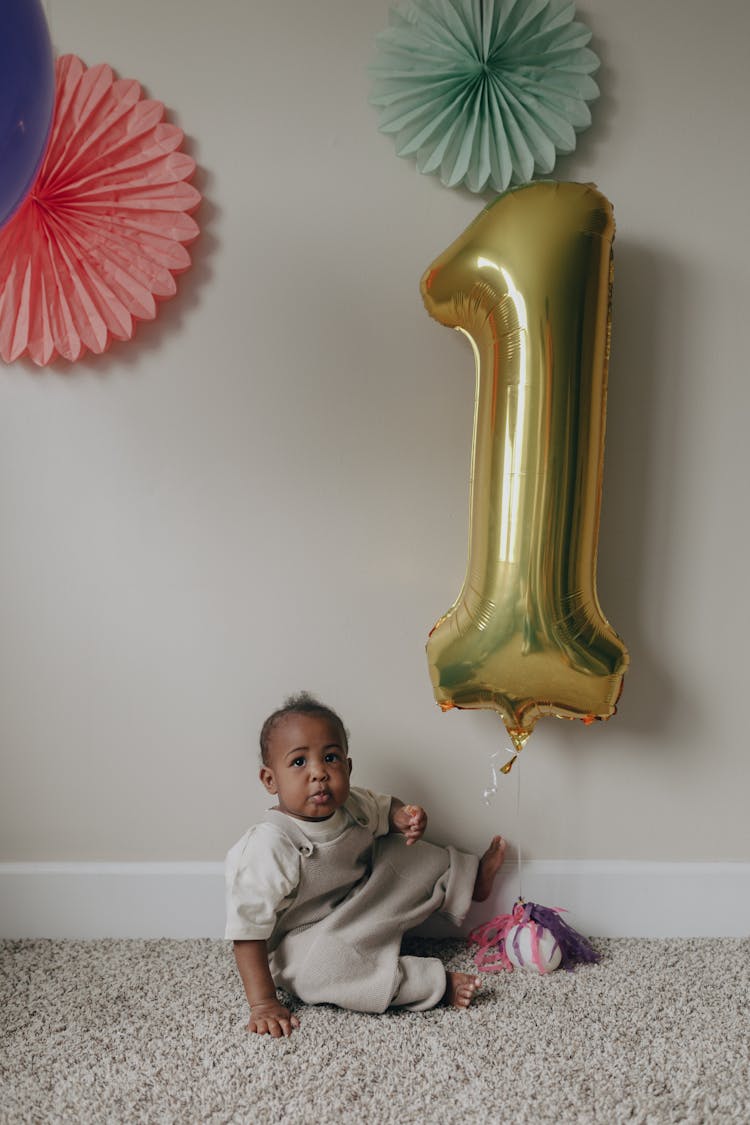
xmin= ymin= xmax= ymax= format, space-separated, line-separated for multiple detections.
xmin=0 ymin=0 xmax=55 ymax=229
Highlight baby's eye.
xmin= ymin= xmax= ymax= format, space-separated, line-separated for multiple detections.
xmin=325 ymin=752 xmax=342 ymax=763
xmin=291 ymin=756 xmax=306 ymax=767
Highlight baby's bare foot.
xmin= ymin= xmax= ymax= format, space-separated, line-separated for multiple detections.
xmin=445 ymin=971 xmax=481 ymax=1009
xmin=472 ymin=835 xmax=506 ymax=902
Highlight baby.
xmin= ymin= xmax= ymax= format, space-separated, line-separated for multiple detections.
xmin=225 ymin=692 xmax=506 ymax=1036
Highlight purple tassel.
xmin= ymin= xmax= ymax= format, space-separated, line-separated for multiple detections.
xmin=521 ymin=901 xmax=600 ymax=970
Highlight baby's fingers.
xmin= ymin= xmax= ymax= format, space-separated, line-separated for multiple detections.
xmin=248 ymin=1015 xmax=299 ymax=1037
xmin=274 ymin=1015 xmax=299 ymax=1037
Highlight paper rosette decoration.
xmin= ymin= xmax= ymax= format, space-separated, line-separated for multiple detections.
xmin=371 ymin=0 xmax=600 ymax=193
xmin=0 ymin=55 xmax=201 ymax=365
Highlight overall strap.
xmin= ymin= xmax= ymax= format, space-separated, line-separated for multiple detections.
xmin=263 ymin=809 xmax=314 ymax=857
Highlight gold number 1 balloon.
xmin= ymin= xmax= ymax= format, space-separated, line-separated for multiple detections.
xmin=421 ymin=181 xmax=629 ymax=758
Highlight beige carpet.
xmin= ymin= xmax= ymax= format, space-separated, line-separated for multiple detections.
xmin=2 ymin=936 xmax=749 ymax=1124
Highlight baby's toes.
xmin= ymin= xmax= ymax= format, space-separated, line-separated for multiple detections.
xmin=459 ymin=977 xmax=481 ymax=1006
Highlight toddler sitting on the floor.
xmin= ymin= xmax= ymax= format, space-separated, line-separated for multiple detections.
xmin=225 ymin=692 xmax=505 ymax=1036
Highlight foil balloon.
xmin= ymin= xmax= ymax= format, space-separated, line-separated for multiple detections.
xmin=421 ymin=181 xmax=628 ymax=752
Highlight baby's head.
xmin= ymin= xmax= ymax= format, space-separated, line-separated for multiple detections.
xmin=259 ymin=693 xmax=352 ymax=821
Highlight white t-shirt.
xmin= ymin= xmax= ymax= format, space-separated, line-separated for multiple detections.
xmin=224 ymin=787 xmax=392 ymax=941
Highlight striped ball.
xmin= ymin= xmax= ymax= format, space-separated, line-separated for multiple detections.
xmin=505 ymin=921 xmax=562 ymax=973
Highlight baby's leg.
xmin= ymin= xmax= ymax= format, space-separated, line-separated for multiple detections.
xmin=390 ymin=954 xmax=446 ymax=1010
xmin=472 ymin=836 xmax=506 ymax=902
xmin=390 ymin=958 xmax=481 ymax=1011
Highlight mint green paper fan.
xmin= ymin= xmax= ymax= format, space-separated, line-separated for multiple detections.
xmin=370 ymin=0 xmax=600 ymax=193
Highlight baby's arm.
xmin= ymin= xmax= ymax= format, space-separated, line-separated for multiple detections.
xmin=233 ymin=940 xmax=299 ymax=1037
xmin=388 ymin=798 xmax=428 ymax=845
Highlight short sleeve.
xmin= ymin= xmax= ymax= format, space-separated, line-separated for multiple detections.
xmin=224 ymin=824 xmax=301 ymax=941
xmin=345 ymin=787 xmax=392 ymax=837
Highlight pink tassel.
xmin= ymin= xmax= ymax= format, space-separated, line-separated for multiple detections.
xmin=468 ymin=903 xmax=522 ymax=972
xmin=468 ymin=911 xmax=515 ymax=972
xmin=529 ymin=920 xmax=544 ymax=972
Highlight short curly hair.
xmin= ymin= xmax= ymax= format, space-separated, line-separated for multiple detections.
xmin=259 ymin=692 xmax=349 ymax=765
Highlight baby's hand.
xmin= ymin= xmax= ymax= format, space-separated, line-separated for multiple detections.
xmin=248 ymin=997 xmax=300 ymax=1038
xmin=398 ymin=803 xmax=427 ymax=845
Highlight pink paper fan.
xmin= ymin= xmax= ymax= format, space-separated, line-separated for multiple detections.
xmin=0 ymin=54 xmax=201 ymax=365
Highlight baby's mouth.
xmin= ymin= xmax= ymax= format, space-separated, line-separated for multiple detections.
xmin=310 ymin=791 xmax=332 ymax=804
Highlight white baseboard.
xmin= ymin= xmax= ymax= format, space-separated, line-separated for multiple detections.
xmin=0 ymin=863 xmax=226 ymax=940
xmin=1 ymin=860 xmax=748 ymax=940
xmin=461 ymin=860 xmax=750 ymax=940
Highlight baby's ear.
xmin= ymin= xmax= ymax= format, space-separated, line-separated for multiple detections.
xmin=259 ymin=766 xmax=277 ymax=793
xmin=347 ymin=757 xmax=353 ymax=776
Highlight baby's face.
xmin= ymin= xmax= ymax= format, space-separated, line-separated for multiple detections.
xmin=260 ymin=713 xmax=352 ymax=821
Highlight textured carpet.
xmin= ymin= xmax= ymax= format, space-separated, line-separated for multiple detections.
xmin=1 ymin=937 xmax=749 ymax=1124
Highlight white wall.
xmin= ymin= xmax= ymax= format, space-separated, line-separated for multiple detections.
xmin=2 ymin=0 xmax=749 ymax=888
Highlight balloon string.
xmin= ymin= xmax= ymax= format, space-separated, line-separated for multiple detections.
xmin=516 ymin=755 xmax=523 ymax=900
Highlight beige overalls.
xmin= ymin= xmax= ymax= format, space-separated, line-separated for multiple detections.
xmin=265 ymin=805 xmax=479 ymax=1012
